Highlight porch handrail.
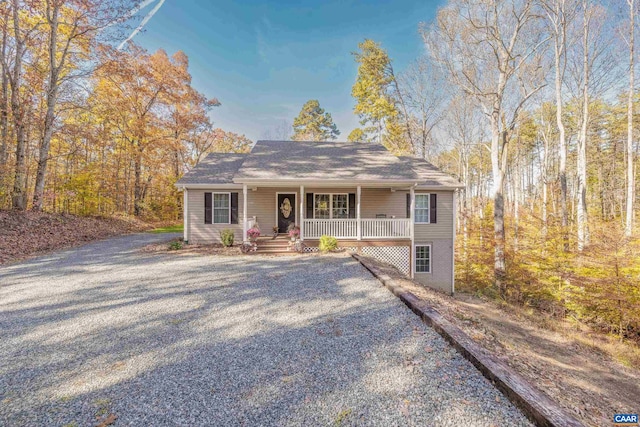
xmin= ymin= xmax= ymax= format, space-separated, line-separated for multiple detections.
xmin=302 ymin=218 xmax=411 ymax=239
xmin=361 ymin=218 xmax=411 ymax=239
xmin=302 ymin=219 xmax=357 ymax=239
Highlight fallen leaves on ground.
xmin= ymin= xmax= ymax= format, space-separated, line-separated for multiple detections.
xmin=138 ymin=240 xmax=241 ymax=256
xmin=95 ymin=413 xmax=117 ymax=427
xmin=0 ymin=210 xmax=152 ymax=264
xmin=356 ymin=255 xmax=640 ymax=427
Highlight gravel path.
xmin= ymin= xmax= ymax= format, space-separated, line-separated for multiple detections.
xmin=0 ymin=234 xmax=532 ymax=426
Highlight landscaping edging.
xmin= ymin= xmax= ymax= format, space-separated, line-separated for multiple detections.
xmin=352 ymin=253 xmax=585 ymax=427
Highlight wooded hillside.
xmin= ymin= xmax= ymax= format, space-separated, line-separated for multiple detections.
xmin=345 ymin=0 xmax=640 ymax=345
xmin=0 ymin=1 xmax=251 ymax=220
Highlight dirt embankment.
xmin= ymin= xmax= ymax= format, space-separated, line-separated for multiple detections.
xmin=358 ymin=256 xmax=640 ymax=427
xmin=0 ymin=210 xmax=152 ymax=264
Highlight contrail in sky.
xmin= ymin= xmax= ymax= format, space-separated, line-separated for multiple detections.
xmin=118 ymin=0 xmax=167 ymax=50
xmin=103 ymin=0 xmax=157 ymax=30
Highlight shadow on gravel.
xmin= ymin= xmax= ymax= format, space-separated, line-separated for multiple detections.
xmin=0 ymin=247 xmax=530 ymax=426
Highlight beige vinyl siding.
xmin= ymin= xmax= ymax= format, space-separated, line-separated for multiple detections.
xmin=360 ymin=189 xmax=408 ymax=218
xmin=414 ymin=238 xmax=454 ymax=294
xmin=187 ymin=189 xmax=243 ymax=244
xmin=248 ymin=187 xmax=299 ymax=232
xmin=414 ymin=190 xmax=454 ymax=240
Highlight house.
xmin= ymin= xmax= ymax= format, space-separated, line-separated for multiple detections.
xmin=175 ymin=140 xmax=464 ymax=294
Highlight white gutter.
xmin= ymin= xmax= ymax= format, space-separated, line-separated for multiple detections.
xmin=230 ymin=179 xmax=418 ymax=187
xmin=174 ymin=183 xmax=243 ymax=189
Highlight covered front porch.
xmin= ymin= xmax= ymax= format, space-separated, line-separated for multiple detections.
xmin=241 ymin=184 xmax=416 ymax=241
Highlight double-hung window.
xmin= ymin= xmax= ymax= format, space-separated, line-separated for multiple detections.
xmin=213 ymin=193 xmax=230 ymax=224
xmin=414 ymin=194 xmax=430 ymax=223
xmin=314 ymin=193 xmax=349 ymax=219
xmin=415 ymin=245 xmax=431 ymax=273
xmin=332 ymin=194 xmax=348 ymax=218
xmin=314 ymin=194 xmax=330 ymax=219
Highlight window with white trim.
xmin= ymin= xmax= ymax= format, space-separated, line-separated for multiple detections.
xmin=415 ymin=194 xmax=430 ymax=223
xmin=415 ymin=245 xmax=431 ymax=273
xmin=314 ymin=193 xmax=349 ymax=219
xmin=314 ymin=194 xmax=330 ymax=219
xmin=332 ymin=194 xmax=348 ymax=218
xmin=213 ymin=193 xmax=230 ymax=224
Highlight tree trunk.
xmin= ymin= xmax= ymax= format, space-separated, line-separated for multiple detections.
xmin=133 ymin=145 xmax=143 ymax=217
xmin=10 ymin=0 xmax=26 ymax=210
xmin=0 ymin=15 xmax=8 ymax=167
xmin=490 ymin=109 xmax=507 ymax=293
xmin=542 ymin=123 xmax=550 ymax=240
xmin=33 ymin=2 xmax=61 ymax=212
xmin=555 ymin=23 xmax=569 ymax=251
xmin=626 ymin=0 xmax=635 ymax=237
xmin=577 ymin=0 xmax=590 ymax=251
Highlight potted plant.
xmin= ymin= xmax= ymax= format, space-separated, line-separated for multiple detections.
xmin=272 ymin=226 xmax=279 ymax=239
xmin=247 ymin=227 xmax=261 ymax=243
xmin=287 ymin=224 xmax=300 ymax=241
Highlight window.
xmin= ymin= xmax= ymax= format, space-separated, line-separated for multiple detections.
xmin=314 ymin=193 xmax=349 ymax=219
xmin=415 ymin=245 xmax=431 ymax=273
xmin=213 ymin=193 xmax=230 ymax=224
xmin=332 ymin=194 xmax=348 ymax=218
xmin=415 ymin=194 xmax=430 ymax=223
xmin=314 ymin=194 xmax=330 ymax=219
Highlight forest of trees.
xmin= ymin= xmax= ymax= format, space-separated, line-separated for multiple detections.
xmin=345 ymin=0 xmax=640 ymax=343
xmin=0 ymin=0 xmax=251 ymax=220
xmin=1 ymin=1 xmax=638 ymax=342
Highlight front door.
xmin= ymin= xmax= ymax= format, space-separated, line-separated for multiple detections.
xmin=277 ymin=193 xmax=296 ymax=233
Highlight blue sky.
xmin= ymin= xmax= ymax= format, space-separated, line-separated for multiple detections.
xmin=133 ymin=0 xmax=444 ymax=141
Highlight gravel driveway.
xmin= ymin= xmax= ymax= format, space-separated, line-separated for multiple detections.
xmin=0 ymin=233 xmax=532 ymax=426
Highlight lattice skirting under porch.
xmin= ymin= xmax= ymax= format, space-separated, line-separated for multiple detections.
xmin=360 ymin=246 xmax=410 ymax=276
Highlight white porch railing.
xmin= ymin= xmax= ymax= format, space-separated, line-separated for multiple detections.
xmin=302 ymin=218 xmax=411 ymax=239
xmin=362 ymin=218 xmax=411 ymax=239
xmin=247 ymin=216 xmax=257 ymax=230
xmin=303 ymin=219 xmax=357 ymax=239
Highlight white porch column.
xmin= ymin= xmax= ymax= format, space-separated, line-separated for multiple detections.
xmin=452 ymin=190 xmax=458 ymax=294
xmin=410 ymin=186 xmax=415 ymax=278
xmin=183 ymin=188 xmax=189 ymax=243
xmin=242 ymin=184 xmax=248 ymax=242
xmin=356 ymin=185 xmax=362 ymax=241
xmin=299 ymin=185 xmax=305 ymax=241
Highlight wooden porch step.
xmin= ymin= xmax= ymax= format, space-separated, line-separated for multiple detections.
xmin=247 ymin=247 xmax=298 ymax=255
xmin=257 ymin=241 xmax=291 ymax=247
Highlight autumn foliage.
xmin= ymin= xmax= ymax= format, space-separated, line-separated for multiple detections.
xmin=0 ymin=2 xmax=251 ymax=220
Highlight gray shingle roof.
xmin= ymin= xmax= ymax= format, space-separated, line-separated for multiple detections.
xmin=234 ymin=140 xmax=418 ymax=181
xmin=402 ymin=157 xmax=464 ymax=188
xmin=176 ymin=153 xmax=247 ymax=185
xmin=175 ymin=141 xmax=463 ymax=188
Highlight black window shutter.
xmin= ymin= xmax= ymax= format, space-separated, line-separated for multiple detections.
xmin=430 ymin=194 xmax=437 ymax=223
xmin=348 ymin=193 xmax=356 ymax=218
xmin=230 ymin=193 xmax=238 ymax=224
xmin=204 ymin=192 xmax=212 ymax=224
xmin=306 ymin=193 xmax=314 ymax=218
xmin=406 ymin=193 xmax=410 ymax=219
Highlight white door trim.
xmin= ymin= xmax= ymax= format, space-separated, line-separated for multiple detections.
xmin=275 ymin=192 xmax=298 ymax=233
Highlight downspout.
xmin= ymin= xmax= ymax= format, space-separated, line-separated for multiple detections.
xmin=452 ymin=189 xmax=457 ymax=295
xmin=183 ymin=187 xmax=189 ymax=244
xmin=410 ymin=183 xmax=416 ymax=279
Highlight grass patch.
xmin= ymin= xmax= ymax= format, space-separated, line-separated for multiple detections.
xmin=150 ymin=224 xmax=183 ymax=234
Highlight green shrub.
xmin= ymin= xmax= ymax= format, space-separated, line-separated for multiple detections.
xmin=168 ymin=241 xmax=183 ymax=251
xmin=219 ymin=229 xmax=235 ymax=247
xmin=319 ymin=235 xmax=338 ymax=252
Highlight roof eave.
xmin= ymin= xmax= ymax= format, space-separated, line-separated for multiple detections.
xmin=414 ymin=184 xmax=465 ymax=190
xmin=174 ymin=183 xmax=243 ymax=189
xmin=232 ymin=178 xmax=418 ymax=187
